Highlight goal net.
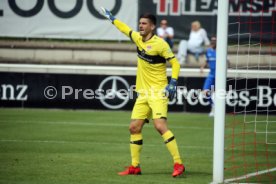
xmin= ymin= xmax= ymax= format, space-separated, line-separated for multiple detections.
xmin=223 ymin=0 xmax=276 ymax=183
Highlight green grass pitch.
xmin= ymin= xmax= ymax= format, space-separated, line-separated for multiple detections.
xmin=0 ymin=108 xmax=275 ymax=183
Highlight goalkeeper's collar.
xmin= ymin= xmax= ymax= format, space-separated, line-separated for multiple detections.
xmin=142 ymin=33 xmax=155 ymax=42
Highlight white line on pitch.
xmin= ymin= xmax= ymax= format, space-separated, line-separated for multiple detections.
xmin=0 ymin=139 xmax=212 ymax=150
xmin=224 ymin=167 xmax=276 ymax=183
xmin=0 ymin=120 xmax=212 ymax=130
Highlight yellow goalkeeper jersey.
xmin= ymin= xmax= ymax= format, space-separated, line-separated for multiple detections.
xmin=113 ymin=19 xmax=180 ymax=93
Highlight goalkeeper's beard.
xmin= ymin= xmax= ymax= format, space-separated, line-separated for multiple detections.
xmin=139 ymin=30 xmax=154 ymax=41
xmin=139 ymin=27 xmax=152 ymax=37
xmin=139 ymin=29 xmax=146 ymax=36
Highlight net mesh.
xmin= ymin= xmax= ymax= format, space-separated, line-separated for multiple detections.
xmin=224 ymin=0 xmax=276 ymax=183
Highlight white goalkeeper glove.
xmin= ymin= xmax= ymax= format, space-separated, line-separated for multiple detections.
xmin=100 ymin=7 xmax=116 ymax=23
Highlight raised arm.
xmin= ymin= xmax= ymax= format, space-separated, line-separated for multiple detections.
xmin=113 ymin=19 xmax=133 ymax=38
xmin=101 ymin=7 xmax=134 ymax=39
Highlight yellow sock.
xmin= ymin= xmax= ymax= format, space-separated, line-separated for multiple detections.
xmin=162 ymin=130 xmax=182 ymax=164
xmin=130 ymin=134 xmax=143 ymax=167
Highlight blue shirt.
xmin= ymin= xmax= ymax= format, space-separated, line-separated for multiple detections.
xmin=205 ymin=48 xmax=216 ymax=76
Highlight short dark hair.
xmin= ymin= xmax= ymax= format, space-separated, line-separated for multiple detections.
xmin=139 ymin=13 xmax=157 ymax=25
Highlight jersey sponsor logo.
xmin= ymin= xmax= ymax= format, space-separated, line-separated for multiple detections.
xmin=153 ymin=0 xmax=276 ymax=16
xmin=208 ymin=57 xmax=216 ymax=61
xmin=98 ymin=76 xmax=130 ymax=109
xmin=137 ymin=48 xmax=166 ymax=64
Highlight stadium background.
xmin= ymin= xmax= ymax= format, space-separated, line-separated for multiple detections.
xmin=0 ymin=1 xmax=276 ymax=184
xmin=0 ymin=0 xmax=275 ymax=113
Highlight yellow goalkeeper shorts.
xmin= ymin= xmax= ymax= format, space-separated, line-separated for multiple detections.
xmin=131 ymin=93 xmax=168 ymax=120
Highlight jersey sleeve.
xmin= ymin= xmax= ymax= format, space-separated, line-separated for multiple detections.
xmin=167 ymin=27 xmax=174 ymax=36
xmin=113 ymin=19 xmax=139 ymax=43
xmin=160 ymin=42 xmax=180 ymax=80
xmin=160 ymin=41 xmax=175 ymax=60
xmin=168 ymin=57 xmax=180 ymax=80
xmin=201 ymin=28 xmax=210 ymax=46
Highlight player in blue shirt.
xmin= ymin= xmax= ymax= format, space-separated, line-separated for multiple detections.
xmin=200 ymin=36 xmax=217 ymax=116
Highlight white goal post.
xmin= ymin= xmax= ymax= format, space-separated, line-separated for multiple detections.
xmin=212 ymin=0 xmax=229 ymax=183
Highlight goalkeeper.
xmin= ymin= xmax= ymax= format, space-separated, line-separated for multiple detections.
xmin=101 ymin=8 xmax=185 ymax=177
